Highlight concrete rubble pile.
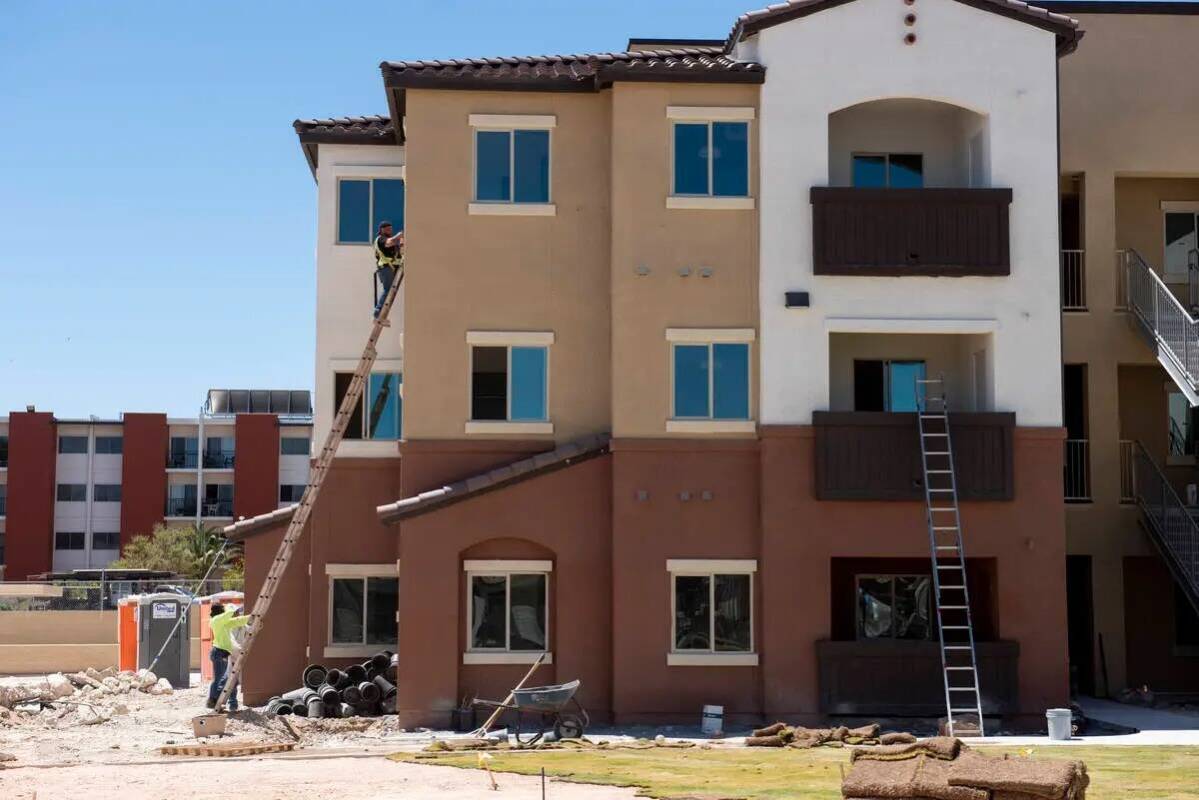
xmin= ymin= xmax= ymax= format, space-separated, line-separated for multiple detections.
xmin=264 ymin=651 xmax=397 ymax=719
xmin=841 ymin=736 xmax=1089 ymax=800
xmin=0 ymin=666 xmax=173 ymax=727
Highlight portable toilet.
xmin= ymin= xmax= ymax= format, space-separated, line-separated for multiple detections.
xmin=197 ymin=590 xmax=244 ymax=682
xmin=116 ymin=594 xmax=143 ymax=672
xmin=136 ymin=592 xmax=190 ymax=688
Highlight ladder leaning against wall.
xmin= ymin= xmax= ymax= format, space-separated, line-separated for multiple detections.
xmin=916 ymin=376 xmax=986 ymax=737
xmin=215 ymin=266 xmax=404 ymax=710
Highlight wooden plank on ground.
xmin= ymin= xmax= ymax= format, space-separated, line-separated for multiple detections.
xmin=158 ymin=741 xmax=296 ymax=757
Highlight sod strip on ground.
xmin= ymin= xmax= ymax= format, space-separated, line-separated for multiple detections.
xmin=392 ymin=745 xmax=1199 ymax=800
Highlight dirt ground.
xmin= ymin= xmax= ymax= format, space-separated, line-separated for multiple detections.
xmin=0 ymin=681 xmax=637 ymax=799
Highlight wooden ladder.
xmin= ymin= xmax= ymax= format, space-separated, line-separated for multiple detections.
xmin=215 ymin=267 xmax=403 ymax=710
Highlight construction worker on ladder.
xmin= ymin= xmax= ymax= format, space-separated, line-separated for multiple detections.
xmin=374 ymin=221 xmax=404 ymax=322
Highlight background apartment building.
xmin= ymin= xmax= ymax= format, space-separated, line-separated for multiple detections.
xmin=226 ymin=0 xmax=1117 ymax=730
xmin=0 ymin=390 xmax=312 ymax=580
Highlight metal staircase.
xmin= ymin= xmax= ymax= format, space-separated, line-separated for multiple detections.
xmin=215 ymin=266 xmax=403 ymax=710
xmin=1129 ymin=440 xmax=1199 ymax=618
xmin=1124 ymin=249 xmax=1199 ymax=405
xmin=916 ymin=377 xmax=986 ymax=737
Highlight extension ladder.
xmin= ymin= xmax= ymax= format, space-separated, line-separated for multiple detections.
xmin=916 ymin=376 xmax=985 ymax=737
xmin=216 ymin=266 xmax=404 ymax=710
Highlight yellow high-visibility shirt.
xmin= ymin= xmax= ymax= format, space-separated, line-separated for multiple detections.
xmin=210 ymin=610 xmax=250 ymax=653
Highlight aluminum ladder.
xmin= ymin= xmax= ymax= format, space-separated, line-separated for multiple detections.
xmin=916 ymin=376 xmax=985 ymax=737
xmin=216 ymin=266 xmax=404 ymax=710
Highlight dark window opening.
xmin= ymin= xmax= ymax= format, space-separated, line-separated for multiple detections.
xmin=853 ymin=359 xmax=927 ymax=412
xmin=334 ymin=372 xmax=365 ymax=440
xmin=55 ymin=531 xmax=85 ymax=550
xmin=471 ymin=346 xmax=508 ymax=421
xmin=58 ymin=436 xmax=88 ymax=454
xmin=93 ymin=531 xmax=120 ymax=550
xmin=856 ymin=575 xmax=933 ymax=641
xmin=1063 ymin=364 xmax=1088 ymax=440
xmin=56 ymin=484 xmax=87 ymax=502
xmin=1176 ymin=586 xmax=1199 ymax=649
xmin=853 ymin=153 xmax=924 ymax=189
xmin=95 ymin=436 xmax=123 ymax=455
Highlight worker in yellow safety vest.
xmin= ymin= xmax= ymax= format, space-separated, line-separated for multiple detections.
xmin=373 ymin=221 xmax=404 ymax=320
xmin=206 ymin=603 xmax=251 ymax=711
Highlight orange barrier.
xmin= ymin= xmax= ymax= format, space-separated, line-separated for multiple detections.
xmin=197 ymin=591 xmax=244 ymax=682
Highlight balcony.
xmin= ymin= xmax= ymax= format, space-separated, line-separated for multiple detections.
xmin=810 ymin=187 xmax=1012 ymax=277
xmin=812 ymin=411 xmax=1014 ymax=501
xmin=166 ymin=453 xmax=199 ymax=469
xmin=1064 ymin=439 xmax=1091 ymax=502
xmin=202 ymin=452 xmax=235 ymax=469
xmin=202 ymin=500 xmax=234 ymax=518
xmin=1061 ymin=250 xmax=1086 ymax=311
xmin=165 ymin=499 xmax=197 ymax=517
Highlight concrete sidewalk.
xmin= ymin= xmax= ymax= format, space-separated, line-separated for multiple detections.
xmin=980 ymin=697 xmax=1199 ymax=746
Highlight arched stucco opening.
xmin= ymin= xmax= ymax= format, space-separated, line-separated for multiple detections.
xmin=827 ymin=98 xmax=989 ymax=189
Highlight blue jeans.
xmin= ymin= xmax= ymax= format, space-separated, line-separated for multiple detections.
xmin=375 ymin=266 xmax=397 ymax=317
xmin=208 ymin=647 xmax=238 ymax=710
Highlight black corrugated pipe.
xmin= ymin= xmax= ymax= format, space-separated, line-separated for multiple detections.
xmin=291 ymin=702 xmax=309 ymax=717
xmin=344 ymin=664 xmax=368 ymax=686
xmin=316 ymin=683 xmax=340 ymax=705
xmin=369 ymin=652 xmax=391 ymax=672
xmin=324 ymin=702 xmax=342 ymax=719
xmin=280 ymin=687 xmax=312 ymax=703
xmin=302 ymin=664 xmax=328 ymax=690
xmin=342 ymin=684 xmax=363 ymax=705
xmin=358 ymin=680 xmax=382 ymax=705
xmin=306 ymin=697 xmax=326 ymax=718
xmin=386 ymin=653 xmax=397 ymax=683
xmin=266 ymin=697 xmax=292 ymax=716
xmin=339 ymin=702 xmax=357 ymax=718
xmin=371 ymin=674 xmax=397 ymax=700
xmin=326 ymin=668 xmax=346 ymax=689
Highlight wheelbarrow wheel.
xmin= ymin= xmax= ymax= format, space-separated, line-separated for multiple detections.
xmin=554 ymin=712 xmax=585 ymax=740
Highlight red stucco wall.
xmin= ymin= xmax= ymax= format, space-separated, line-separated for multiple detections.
xmin=5 ymin=412 xmax=56 ymax=579
xmin=233 ymin=414 xmax=280 ymax=521
xmin=119 ymin=413 xmax=167 ymax=547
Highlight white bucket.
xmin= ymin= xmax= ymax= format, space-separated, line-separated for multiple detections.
xmin=1046 ymin=707 xmax=1072 ymax=741
xmin=701 ymin=704 xmax=724 ymax=736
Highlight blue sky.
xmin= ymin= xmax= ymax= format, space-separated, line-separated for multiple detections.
xmin=0 ymin=0 xmax=748 ymax=417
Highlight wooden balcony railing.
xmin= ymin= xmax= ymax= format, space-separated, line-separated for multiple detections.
xmin=810 ymin=187 xmax=1012 ymax=276
xmin=813 ymin=411 xmax=1015 ymax=501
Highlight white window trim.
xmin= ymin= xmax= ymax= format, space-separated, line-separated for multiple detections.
xmin=326 ymin=562 xmax=400 ymax=654
xmin=331 ymin=357 xmax=403 ymax=372
xmin=1160 ymin=203 xmax=1199 ymax=279
xmin=470 ymin=125 xmax=554 ymax=208
xmin=467 ymin=331 xmax=555 ymax=347
xmin=668 ymin=118 xmax=752 ymax=203
xmin=334 ymin=164 xmax=406 ymax=178
xmin=666 ymin=106 xmax=755 ymax=122
xmin=334 ymin=176 xmax=406 ymax=246
xmin=1160 ymin=201 xmax=1199 ymax=212
xmin=666 ymin=196 xmax=755 ymax=210
xmin=668 ymin=340 xmax=754 ymax=427
xmin=666 ymin=328 xmax=755 ymax=344
xmin=469 ymin=114 xmax=557 ymax=129
xmin=335 ymin=439 xmax=401 ymax=458
xmin=464 ymin=563 xmax=552 ymax=658
xmin=824 ymin=317 xmax=999 ymax=335
xmin=467 ymin=342 xmax=551 ymax=429
xmin=668 ymin=560 xmax=756 ymax=663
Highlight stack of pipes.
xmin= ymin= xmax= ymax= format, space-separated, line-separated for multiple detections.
xmin=264 ymin=651 xmax=397 ymax=718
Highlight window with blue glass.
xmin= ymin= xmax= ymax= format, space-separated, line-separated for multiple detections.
xmin=672 ymin=343 xmax=751 ymax=420
xmin=471 ymin=345 xmax=548 ymax=421
xmin=672 ymin=121 xmax=750 ymax=198
xmin=333 ymin=371 xmax=402 ymax=440
xmin=853 ymin=360 xmax=927 ymax=412
xmin=851 ymin=153 xmax=923 ymax=189
xmin=474 ymin=129 xmax=550 ymax=203
xmin=337 ymin=178 xmax=406 ymax=244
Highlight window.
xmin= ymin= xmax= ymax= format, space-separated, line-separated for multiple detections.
xmin=279 ymin=484 xmax=307 ymax=503
xmin=327 ymin=566 xmax=399 ymax=650
xmin=0 ymin=484 xmax=6 ymax=516
xmin=466 ymin=567 xmax=549 ymax=653
xmin=337 ymin=178 xmax=406 ymax=245
xmin=1168 ymin=390 xmax=1195 ymax=460
xmin=204 ymin=436 xmax=235 ymax=468
xmin=1163 ymin=205 xmax=1199 ymax=279
xmin=474 ymin=129 xmax=550 ymax=203
xmin=1175 ymin=585 xmax=1199 ymax=651
xmin=93 ymin=531 xmax=120 ymax=550
xmin=56 ymin=483 xmax=86 ymax=502
xmin=167 ymin=484 xmax=197 ymax=516
xmin=852 ymin=153 xmax=924 ymax=188
xmin=671 ymin=343 xmax=750 ymax=420
xmin=672 ymin=120 xmax=750 ymax=198
xmin=334 ymin=372 xmax=402 ymax=441
xmin=856 ymin=575 xmax=932 ymax=640
xmin=671 ymin=570 xmax=753 ymax=655
xmin=94 ymin=484 xmax=121 ymax=502
xmin=281 ymin=436 xmax=311 ymax=456
xmin=202 ymin=484 xmax=233 ymax=517
xmin=58 ymin=436 xmax=88 ymax=454
xmin=0 ymin=435 xmax=9 ymax=467
xmin=470 ymin=346 xmax=548 ymax=422
xmin=95 ymin=436 xmax=122 ymax=455
xmin=168 ymin=436 xmax=199 ymax=468
xmin=55 ymin=531 xmax=85 ymax=550
xmin=853 ymin=360 xmax=927 ymax=412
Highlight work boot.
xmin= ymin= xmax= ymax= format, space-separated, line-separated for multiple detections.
xmin=205 ymin=699 xmax=216 ymax=710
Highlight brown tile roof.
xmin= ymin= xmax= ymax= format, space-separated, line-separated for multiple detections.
xmin=293 ymin=115 xmax=398 ymax=173
xmin=728 ymin=0 xmax=1082 ymax=54
xmin=376 ymin=434 xmax=611 ymax=523
xmin=222 ymin=503 xmax=297 ymax=542
xmin=380 ymin=47 xmax=765 ymax=92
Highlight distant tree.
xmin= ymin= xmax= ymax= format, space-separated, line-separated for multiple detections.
xmin=110 ymin=523 xmax=230 ymax=579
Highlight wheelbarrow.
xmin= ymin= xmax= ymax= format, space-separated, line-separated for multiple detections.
xmin=473 ymin=679 xmax=589 ymax=744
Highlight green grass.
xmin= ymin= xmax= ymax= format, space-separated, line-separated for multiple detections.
xmin=391 ymin=744 xmax=1199 ymax=799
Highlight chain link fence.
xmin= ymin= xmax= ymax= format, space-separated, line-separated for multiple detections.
xmin=0 ymin=579 xmax=243 ymax=611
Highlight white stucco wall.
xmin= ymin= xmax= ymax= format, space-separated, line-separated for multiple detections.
xmin=313 ymin=143 xmax=406 ymax=452
xmin=749 ymin=0 xmax=1063 ymax=426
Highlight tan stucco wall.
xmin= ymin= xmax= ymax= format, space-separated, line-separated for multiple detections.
xmin=0 ymin=611 xmax=201 ymax=675
xmin=1058 ymin=12 xmax=1199 ymax=694
xmin=610 ymin=82 xmax=760 ymax=437
xmin=401 ymin=89 xmax=613 ymax=443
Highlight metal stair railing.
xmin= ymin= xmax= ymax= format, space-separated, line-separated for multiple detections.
xmin=1130 ymin=440 xmax=1199 ymax=616
xmin=1124 ymin=249 xmax=1199 ymax=405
